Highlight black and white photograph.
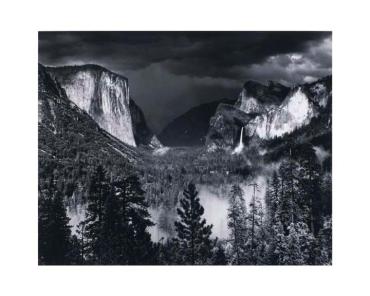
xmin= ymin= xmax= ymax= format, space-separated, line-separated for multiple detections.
xmin=38 ymin=31 xmax=332 ymax=265
xmin=2 ymin=0 xmax=370 ymax=295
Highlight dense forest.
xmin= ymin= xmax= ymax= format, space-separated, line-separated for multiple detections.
xmin=39 ymin=144 xmax=331 ymax=265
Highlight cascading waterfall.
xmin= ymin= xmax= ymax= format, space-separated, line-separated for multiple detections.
xmin=232 ymin=126 xmax=244 ymax=154
xmin=239 ymin=126 xmax=244 ymax=146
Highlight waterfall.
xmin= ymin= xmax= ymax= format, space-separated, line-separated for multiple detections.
xmin=232 ymin=127 xmax=244 ymax=154
xmin=239 ymin=127 xmax=244 ymax=146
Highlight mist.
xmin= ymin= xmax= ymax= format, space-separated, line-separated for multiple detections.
xmin=148 ymin=175 xmax=269 ymax=242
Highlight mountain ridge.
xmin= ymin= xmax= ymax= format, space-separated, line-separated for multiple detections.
xmin=45 ymin=64 xmax=160 ymax=148
xmin=38 ymin=63 xmax=138 ymax=181
xmin=205 ymin=75 xmax=332 ymax=151
xmin=158 ymin=98 xmax=236 ymax=147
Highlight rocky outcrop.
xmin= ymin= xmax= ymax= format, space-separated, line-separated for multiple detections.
xmin=129 ymin=99 xmax=162 ymax=148
xmin=301 ymin=76 xmax=332 ymax=109
xmin=206 ymin=76 xmax=332 ymax=151
xmin=235 ymin=80 xmax=289 ymax=114
xmin=38 ymin=64 xmax=138 ymax=164
xmin=205 ymin=104 xmax=255 ymax=152
xmin=244 ymin=77 xmax=331 ymax=140
xmin=244 ymin=87 xmax=316 ymax=139
xmin=46 ymin=65 xmax=136 ymax=146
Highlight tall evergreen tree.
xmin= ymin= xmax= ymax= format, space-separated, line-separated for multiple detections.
xmin=273 ymin=222 xmax=315 ymax=265
xmin=83 ymin=165 xmax=110 ymax=263
xmin=112 ymin=175 xmax=156 ymax=264
xmin=264 ymin=172 xmax=282 ymax=264
xmin=81 ymin=170 xmax=156 ymax=264
xmin=320 ymin=172 xmax=332 ymax=218
xmin=157 ymin=239 xmax=178 ymax=265
xmin=38 ymin=181 xmax=72 ymax=265
xmin=266 ymin=172 xmax=280 ymax=227
xmin=212 ymin=244 xmax=228 ymax=265
xmin=278 ymin=158 xmax=299 ymax=233
xmin=68 ymin=235 xmax=84 ymax=264
xmin=314 ymin=216 xmax=332 ymax=265
xmin=75 ymin=219 xmax=87 ymax=263
xmin=246 ymin=185 xmax=264 ymax=264
xmin=297 ymin=154 xmax=323 ymax=235
xmin=227 ymin=184 xmax=248 ymax=264
xmin=174 ymin=183 xmax=213 ymax=264
xmin=265 ymin=221 xmax=285 ymax=265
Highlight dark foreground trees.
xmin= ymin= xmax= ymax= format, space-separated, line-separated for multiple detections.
xmin=81 ymin=166 xmax=156 ymax=264
xmin=173 ymin=183 xmax=214 ymax=264
xmin=227 ymin=184 xmax=248 ymax=264
xmin=223 ymin=153 xmax=332 ymax=265
xmin=39 ymin=154 xmax=331 ymax=265
xmin=39 ymin=165 xmax=157 ymax=265
xmin=38 ymin=177 xmax=74 ymax=265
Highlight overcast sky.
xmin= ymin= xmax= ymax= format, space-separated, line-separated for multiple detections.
xmin=39 ymin=31 xmax=332 ymax=132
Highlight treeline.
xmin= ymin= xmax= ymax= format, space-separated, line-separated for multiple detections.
xmin=39 ymin=166 xmax=218 ymax=265
xmin=39 ymin=153 xmax=331 ymax=265
xmin=224 ymin=155 xmax=332 ymax=265
xmin=140 ymin=146 xmax=251 ymax=210
xmin=39 ymin=165 xmax=156 ymax=265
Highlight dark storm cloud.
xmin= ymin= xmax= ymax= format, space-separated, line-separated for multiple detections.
xmin=39 ymin=31 xmax=332 ymax=132
xmin=39 ymin=31 xmax=330 ymax=78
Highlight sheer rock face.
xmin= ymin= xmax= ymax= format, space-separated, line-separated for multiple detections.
xmin=235 ymin=80 xmax=290 ymax=114
xmin=244 ymin=88 xmax=316 ymax=139
xmin=39 ymin=64 xmax=139 ymax=235
xmin=243 ymin=77 xmax=331 ymax=140
xmin=38 ymin=64 xmax=138 ymax=164
xmin=129 ymin=99 xmax=162 ymax=148
xmin=205 ymin=104 xmax=255 ymax=152
xmin=46 ymin=65 xmax=136 ymax=147
xmin=206 ymin=81 xmax=288 ymax=151
xmin=206 ymin=77 xmax=331 ymax=151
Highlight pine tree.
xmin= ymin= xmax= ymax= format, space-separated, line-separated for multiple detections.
xmin=321 ymin=172 xmax=332 ymax=218
xmin=68 ymin=235 xmax=83 ymax=264
xmin=38 ymin=183 xmax=72 ymax=265
xmin=264 ymin=172 xmax=282 ymax=264
xmin=266 ymin=172 xmax=280 ymax=226
xmin=114 ymin=175 xmax=156 ymax=264
xmin=266 ymin=221 xmax=285 ymax=265
xmin=282 ymin=223 xmax=304 ymax=265
xmin=83 ymin=165 xmax=110 ymax=264
xmin=246 ymin=184 xmax=264 ymax=264
xmin=297 ymin=155 xmax=322 ymax=235
xmin=265 ymin=179 xmax=272 ymax=222
xmin=227 ymin=184 xmax=248 ymax=264
xmin=75 ymin=219 xmax=87 ymax=263
xmin=174 ymin=183 xmax=213 ymax=265
xmin=212 ymin=244 xmax=228 ymax=265
xmin=157 ymin=239 xmax=178 ymax=265
xmin=278 ymin=158 xmax=299 ymax=233
xmin=274 ymin=222 xmax=315 ymax=265
xmin=99 ymin=188 xmax=122 ymax=264
xmin=80 ymin=171 xmax=156 ymax=264
xmin=314 ymin=216 xmax=332 ymax=265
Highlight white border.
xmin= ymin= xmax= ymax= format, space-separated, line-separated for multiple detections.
xmin=1 ymin=0 xmax=369 ymax=295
